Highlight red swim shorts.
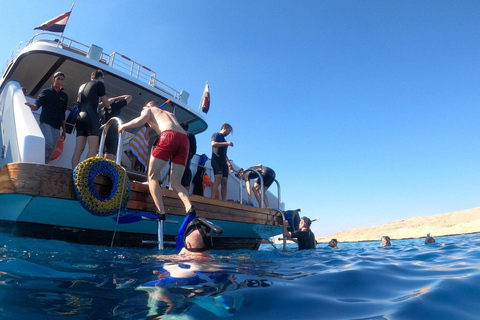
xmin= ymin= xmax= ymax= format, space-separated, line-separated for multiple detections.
xmin=151 ymin=130 xmax=189 ymax=165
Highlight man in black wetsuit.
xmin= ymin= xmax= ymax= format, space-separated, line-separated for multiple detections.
xmin=25 ymin=71 xmax=68 ymax=164
xmin=237 ymin=165 xmax=276 ymax=208
xmin=211 ymin=123 xmax=234 ymax=200
xmin=72 ymin=70 xmax=110 ymax=168
xmin=283 ymin=216 xmax=317 ymax=250
xmin=180 ymin=122 xmax=197 ymax=191
xmin=99 ymin=94 xmax=132 ymax=160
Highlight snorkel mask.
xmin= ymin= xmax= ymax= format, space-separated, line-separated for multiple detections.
xmin=183 ymin=217 xmax=224 ymax=252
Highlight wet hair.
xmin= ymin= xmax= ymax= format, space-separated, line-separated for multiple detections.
xmin=221 ymin=123 xmax=232 ymax=132
xmin=92 ymin=70 xmax=104 ymax=80
xmin=329 ymin=239 xmax=338 ymax=248
xmin=146 ymin=99 xmax=160 ymax=107
xmin=381 ymin=236 xmax=391 ymax=247
xmin=301 ymin=216 xmax=312 ymax=228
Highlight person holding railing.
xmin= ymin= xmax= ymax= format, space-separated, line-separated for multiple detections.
xmin=237 ymin=165 xmax=276 ymax=208
xmin=118 ymin=99 xmax=196 ymax=219
xmin=99 ymin=94 xmax=132 ymax=160
xmin=283 ymin=216 xmax=317 ymax=250
xmin=25 ymin=71 xmax=68 ymax=164
xmin=72 ymin=70 xmax=110 ymax=168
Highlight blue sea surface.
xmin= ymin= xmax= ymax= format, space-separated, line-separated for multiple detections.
xmin=0 ymin=233 xmax=479 ymax=319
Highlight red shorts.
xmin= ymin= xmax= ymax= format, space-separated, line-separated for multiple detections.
xmin=151 ymin=130 xmax=189 ymax=166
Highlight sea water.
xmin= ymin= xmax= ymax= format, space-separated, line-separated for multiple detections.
xmin=0 ymin=233 xmax=479 ymax=320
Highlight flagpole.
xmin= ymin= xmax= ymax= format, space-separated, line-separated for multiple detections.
xmin=59 ymin=3 xmax=75 ymax=44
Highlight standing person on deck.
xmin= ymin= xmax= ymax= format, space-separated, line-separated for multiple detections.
xmin=72 ymin=70 xmax=110 ymax=168
xmin=237 ymin=165 xmax=276 ymax=208
xmin=99 ymin=94 xmax=132 ymax=160
xmin=25 ymin=71 xmax=68 ymax=164
xmin=118 ymin=99 xmax=196 ymax=218
xmin=283 ymin=216 xmax=317 ymax=250
xmin=211 ymin=123 xmax=234 ymax=200
xmin=180 ymin=122 xmax=197 ymax=192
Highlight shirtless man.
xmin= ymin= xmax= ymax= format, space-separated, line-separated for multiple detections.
xmin=118 ymin=99 xmax=195 ymax=217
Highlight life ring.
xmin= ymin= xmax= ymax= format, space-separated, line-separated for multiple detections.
xmin=285 ymin=210 xmax=300 ymax=232
xmin=50 ymin=137 xmax=64 ymax=161
xmin=73 ymin=157 xmax=130 ymax=216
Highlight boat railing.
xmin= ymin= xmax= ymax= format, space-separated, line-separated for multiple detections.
xmin=99 ymin=117 xmax=123 ymax=164
xmin=238 ymin=168 xmax=282 ymax=209
xmin=4 ymin=33 xmax=181 ymax=99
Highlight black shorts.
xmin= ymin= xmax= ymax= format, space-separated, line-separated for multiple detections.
xmin=76 ymin=105 xmax=100 ymax=137
xmin=256 ymin=168 xmax=276 ymax=188
xmin=211 ymin=158 xmax=229 ymax=177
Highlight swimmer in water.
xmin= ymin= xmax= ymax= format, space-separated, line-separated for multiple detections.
xmin=381 ymin=236 xmax=391 ymax=247
xmin=425 ymin=232 xmax=435 ymax=244
xmin=329 ymin=238 xmax=338 ymax=249
xmin=178 ymin=217 xmax=224 ymax=259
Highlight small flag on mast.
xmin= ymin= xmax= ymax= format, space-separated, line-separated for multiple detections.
xmin=34 ymin=11 xmax=71 ymax=33
xmin=200 ymin=81 xmax=210 ymax=114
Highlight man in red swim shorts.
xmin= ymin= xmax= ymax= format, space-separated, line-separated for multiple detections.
xmin=118 ymin=99 xmax=195 ymax=218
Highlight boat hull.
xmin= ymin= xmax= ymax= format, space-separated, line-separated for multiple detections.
xmin=0 ymin=163 xmax=283 ymax=250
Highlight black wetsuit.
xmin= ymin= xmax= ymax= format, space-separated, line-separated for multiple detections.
xmin=181 ymin=132 xmax=197 ymax=187
xmin=99 ymin=98 xmax=128 ymax=155
xmin=76 ymin=81 xmax=106 ymax=137
xmin=243 ymin=165 xmax=276 ymax=188
xmin=211 ymin=132 xmax=229 ymax=177
xmin=292 ymin=229 xmax=316 ymax=250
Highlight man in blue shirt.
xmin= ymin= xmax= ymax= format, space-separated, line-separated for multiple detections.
xmin=25 ymin=71 xmax=68 ymax=164
xmin=210 ymin=123 xmax=234 ymax=200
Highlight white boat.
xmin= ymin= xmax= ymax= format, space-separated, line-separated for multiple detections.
xmin=0 ymin=32 xmax=289 ymax=250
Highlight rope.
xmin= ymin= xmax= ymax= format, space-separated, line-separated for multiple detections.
xmin=111 ymin=166 xmax=128 ymax=247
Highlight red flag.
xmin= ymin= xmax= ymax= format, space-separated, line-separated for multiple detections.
xmin=34 ymin=11 xmax=71 ymax=33
xmin=201 ymin=81 xmax=210 ymax=114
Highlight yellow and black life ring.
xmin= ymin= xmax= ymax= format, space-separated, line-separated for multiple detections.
xmin=73 ymin=157 xmax=130 ymax=216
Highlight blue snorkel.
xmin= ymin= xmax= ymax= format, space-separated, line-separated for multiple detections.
xmin=159 ymin=99 xmax=171 ymax=109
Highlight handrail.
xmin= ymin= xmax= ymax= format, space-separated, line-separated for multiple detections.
xmin=99 ymin=117 xmax=123 ymax=164
xmin=238 ymin=168 xmax=282 ymax=210
xmin=5 ymin=33 xmax=181 ymax=99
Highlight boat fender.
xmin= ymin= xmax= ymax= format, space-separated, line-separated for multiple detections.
xmin=73 ymin=157 xmax=130 ymax=216
xmin=285 ymin=210 xmax=300 ymax=232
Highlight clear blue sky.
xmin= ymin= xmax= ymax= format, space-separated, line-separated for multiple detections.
xmin=2 ymin=1 xmax=480 ymax=237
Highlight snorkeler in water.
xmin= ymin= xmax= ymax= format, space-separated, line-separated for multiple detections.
xmin=425 ymin=232 xmax=435 ymax=244
xmin=329 ymin=238 xmax=338 ymax=249
xmin=381 ymin=236 xmax=391 ymax=247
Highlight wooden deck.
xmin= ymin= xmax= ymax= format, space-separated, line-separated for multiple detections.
xmin=0 ymin=162 xmax=283 ymax=226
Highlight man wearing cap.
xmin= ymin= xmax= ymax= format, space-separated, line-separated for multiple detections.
xmin=25 ymin=71 xmax=68 ymax=164
xmin=283 ymin=216 xmax=317 ymax=250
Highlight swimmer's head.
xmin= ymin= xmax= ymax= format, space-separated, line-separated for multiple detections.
xmin=184 ymin=218 xmax=224 ymax=253
xmin=381 ymin=236 xmax=391 ymax=247
xmin=329 ymin=238 xmax=338 ymax=248
xmin=300 ymin=216 xmax=312 ymax=229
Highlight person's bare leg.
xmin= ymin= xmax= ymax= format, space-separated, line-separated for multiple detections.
xmin=86 ymin=135 xmax=99 ymax=159
xmin=170 ymin=163 xmax=193 ymax=212
xmin=148 ymin=156 xmax=169 ymax=214
xmin=211 ymin=174 xmax=222 ymax=199
xmin=220 ymin=177 xmax=228 ymax=200
xmin=72 ymin=136 xmax=87 ymax=168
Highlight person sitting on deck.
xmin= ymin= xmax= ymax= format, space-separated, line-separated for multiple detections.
xmin=381 ymin=236 xmax=391 ymax=247
xmin=283 ymin=216 xmax=316 ymax=250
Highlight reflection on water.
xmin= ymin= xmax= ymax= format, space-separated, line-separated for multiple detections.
xmin=0 ymin=233 xmax=479 ymax=319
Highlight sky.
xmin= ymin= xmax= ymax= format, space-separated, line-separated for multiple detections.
xmin=2 ymin=1 xmax=480 ymax=237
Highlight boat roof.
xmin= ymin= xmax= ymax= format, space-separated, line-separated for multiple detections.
xmin=1 ymin=33 xmax=208 ymax=134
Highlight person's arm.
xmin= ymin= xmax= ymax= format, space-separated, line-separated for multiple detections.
xmin=226 ymin=157 xmax=234 ymax=173
xmin=118 ymin=108 xmax=150 ymax=133
xmin=283 ymin=221 xmax=292 ymax=239
xmin=99 ymin=95 xmax=110 ymax=108
xmin=211 ymin=139 xmax=233 ymax=148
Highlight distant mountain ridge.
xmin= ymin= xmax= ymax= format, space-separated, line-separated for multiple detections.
xmin=318 ymin=206 xmax=480 ymax=243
